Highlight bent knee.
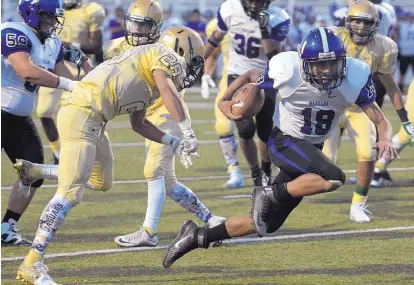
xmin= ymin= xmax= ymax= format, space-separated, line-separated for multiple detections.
xmin=236 ymin=120 xmax=256 ymax=140
xmin=322 ymin=167 xmax=346 ymax=192
xmin=356 ymin=146 xmax=376 ymax=162
xmin=215 ymin=120 xmax=234 ymax=137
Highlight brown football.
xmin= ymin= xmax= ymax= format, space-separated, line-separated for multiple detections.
xmin=231 ymin=83 xmax=264 ymax=118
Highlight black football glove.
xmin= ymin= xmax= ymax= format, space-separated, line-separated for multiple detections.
xmin=258 ymin=9 xmax=270 ymax=39
xmin=63 ymin=45 xmax=88 ymax=77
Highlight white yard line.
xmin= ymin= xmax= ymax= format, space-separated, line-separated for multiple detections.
xmin=2 ymin=225 xmax=413 ymax=262
xmin=1 ymin=167 xmax=413 ymax=191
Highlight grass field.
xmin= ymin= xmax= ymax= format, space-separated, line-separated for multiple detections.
xmin=1 ymin=94 xmax=414 ymax=285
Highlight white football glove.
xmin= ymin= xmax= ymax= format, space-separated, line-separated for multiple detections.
xmin=170 ymin=135 xmax=200 ymax=169
xmin=201 ymin=74 xmax=216 ymax=99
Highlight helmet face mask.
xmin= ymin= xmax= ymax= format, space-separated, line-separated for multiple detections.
xmin=124 ymin=15 xmax=161 ymax=46
xmin=346 ymin=1 xmax=379 ymax=45
xmin=158 ymin=26 xmax=205 ymax=89
xmin=124 ymin=0 xmax=163 ymax=46
xmin=299 ymin=27 xmax=347 ymax=93
xmin=241 ymin=0 xmax=270 ymax=18
xmin=18 ymin=0 xmax=65 ymax=40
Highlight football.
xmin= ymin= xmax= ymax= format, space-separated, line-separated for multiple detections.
xmin=230 ymin=83 xmax=264 ymax=118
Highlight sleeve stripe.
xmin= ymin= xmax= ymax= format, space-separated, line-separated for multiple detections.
xmin=217 ymin=8 xmax=228 ymax=32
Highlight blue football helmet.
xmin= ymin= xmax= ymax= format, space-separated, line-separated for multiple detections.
xmin=298 ymin=27 xmax=346 ymax=92
xmin=18 ymin=0 xmax=64 ymax=39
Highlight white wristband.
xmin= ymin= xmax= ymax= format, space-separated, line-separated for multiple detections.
xmin=161 ymin=133 xmax=175 ymax=145
xmin=72 ymin=42 xmax=81 ymax=49
xmin=177 ymin=119 xmax=192 ymax=134
xmin=56 ymin=77 xmax=75 ymax=91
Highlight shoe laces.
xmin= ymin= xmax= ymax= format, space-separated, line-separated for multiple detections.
xmin=124 ymin=228 xmax=146 ymax=241
xmin=355 ymin=204 xmax=372 ymax=215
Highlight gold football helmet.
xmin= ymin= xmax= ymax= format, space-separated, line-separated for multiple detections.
xmin=158 ymin=26 xmax=205 ymax=89
xmin=346 ymin=0 xmax=379 ymax=45
xmin=125 ymin=0 xmax=163 ymax=46
xmin=63 ymin=0 xmax=81 ymax=10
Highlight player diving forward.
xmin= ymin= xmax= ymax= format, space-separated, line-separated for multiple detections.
xmin=322 ymin=1 xmax=413 ymax=222
xmin=36 ymin=0 xmax=105 ymax=164
xmin=162 ymin=28 xmax=398 ymax=268
xmin=1 ymin=0 xmax=92 ymax=246
xmin=205 ymin=0 xmax=291 ymax=186
xmin=15 ymin=0 xmax=226 ymax=248
xmin=16 ymin=28 xmax=204 ymax=285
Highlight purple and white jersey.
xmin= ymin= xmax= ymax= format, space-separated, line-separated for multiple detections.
xmin=1 ymin=22 xmax=64 ymax=116
xmin=375 ymin=3 xmax=396 ymax=37
xmin=217 ymin=0 xmax=290 ymax=75
xmin=257 ymin=51 xmax=375 ymax=144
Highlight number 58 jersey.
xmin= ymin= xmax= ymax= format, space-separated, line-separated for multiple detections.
xmin=1 ymin=22 xmax=63 ymax=116
xmin=257 ymin=51 xmax=376 ymax=144
xmin=217 ymin=0 xmax=290 ymax=75
xmin=62 ymin=43 xmax=186 ymax=121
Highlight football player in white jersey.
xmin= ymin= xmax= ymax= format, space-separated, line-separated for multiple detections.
xmin=205 ymin=0 xmax=291 ymax=186
xmin=162 ymin=28 xmax=398 ymax=268
xmin=1 ymin=0 xmax=92 ymax=247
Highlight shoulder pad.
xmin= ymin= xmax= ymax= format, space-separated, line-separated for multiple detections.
xmin=345 ymin=57 xmax=371 ymax=90
xmin=373 ymin=34 xmax=398 ymax=54
xmin=86 ymin=2 xmax=105 ymax=16
xmin=268 ymin=51 xmax=298 ymax=90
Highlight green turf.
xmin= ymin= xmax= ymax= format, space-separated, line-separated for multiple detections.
xmin=1 ymin=98 xmax=414 ymax=285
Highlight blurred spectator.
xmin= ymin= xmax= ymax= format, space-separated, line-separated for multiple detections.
xmin=185 ymin=9 xmax=206 ymax=40
xmin=204 ymin=9 xmax=215 ymax=22
xmin=161 ymin=8 xmax=184 ymax=31
xmin=108 ymin=7 xmax=125 ymax=39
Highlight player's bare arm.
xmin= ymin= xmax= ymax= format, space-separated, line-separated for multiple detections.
xmin=218 ymin=68 xmax=262 ymax=120
xmin=153 ymin=69 xmax=187 ymax=123
xmin=129 ymin=109 xmax=168 ymax=144
xmin=205 ymin=30 xmax=226 ymax=59
xmin=378 ymin=72 xmax=407 ymax=116
xmin=7 ymin=51 xmax=73 ymax=91
xmin=362 ymin=102 xmax=398 ymax=160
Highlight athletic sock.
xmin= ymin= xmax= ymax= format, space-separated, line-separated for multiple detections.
xmin=219 ymin=135 xmax=239 ymax=167
xmin=2 ymin=209 xmax=22 ymax=223
xmin=352 ymin=186 xmax=368 ymax=204
xmin=143 ymin=177 xmax=166 ymax=235
xmin=261 ymin=160 xmax=271 ymax=178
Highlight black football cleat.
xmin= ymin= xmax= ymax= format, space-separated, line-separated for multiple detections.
xmin=163 ymin=220 xmax=200 ymax=268
xmin=251 ymin=186 xmax=276 ymax=237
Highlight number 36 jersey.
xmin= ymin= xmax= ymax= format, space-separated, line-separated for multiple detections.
xmin=1 ymin=22 xmax=63 ymax=116
xmin=62 ymin=43 xmax=186 ymax=121
xmin=257 ymin=51 xmax=376 ymax=144
xmin=217 ymin=0 xmax=290 ymax=75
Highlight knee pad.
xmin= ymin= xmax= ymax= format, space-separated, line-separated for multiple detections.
xmin=356 ymin=144 xmax=377 ymax=162
xmin=236 ymin=119 xmax=256 ymax=140
xmin=328 ymin=180 xmax=344 ymax=191
xmin=327 ymin=168 xmax=346 ymax=186
xmin=31 ymin=179 xmax=44 ymax=189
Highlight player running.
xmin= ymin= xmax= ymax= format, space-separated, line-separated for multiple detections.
xmin=16 ymin=26 xmax=204 ymax=284
xmin=162 ymin=27 xmax=398 ymax=268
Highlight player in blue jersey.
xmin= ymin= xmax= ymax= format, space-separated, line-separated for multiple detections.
xmin=1 ymin=0 xmax=92 ymax=250
xmin=162 ymin=28 xmax=398 ymax=268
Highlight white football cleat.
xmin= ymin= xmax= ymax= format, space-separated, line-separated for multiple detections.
xmin=206 ymin=215 xmax=227 ymax=228
xmin=114 ymin=227 xmax=158 ymax=247
xmin=222 ymin=167 xmax=245 ymax=189
xmin=350 ymin=203 xmax=372 ymax=223
xmin=17 ymin=261 xmax=61 ymax=285
xmin=1 ymin=219 xmax=31 ymax=246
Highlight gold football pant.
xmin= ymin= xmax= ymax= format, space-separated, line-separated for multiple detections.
xmin=323 ymin=105 xmax=377 ymax=162
xmin=56 ymin=105 xmax=114 ymax=205
xmin=395 ymin=79 xmax=414 ymax=145
xmin=144 ymin=103 xmax=190 ymax=189
xmin=214 ymin=73 xmax=235 ymax=137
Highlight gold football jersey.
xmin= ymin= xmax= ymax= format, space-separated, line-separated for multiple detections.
xmin=206 ymin=18 xmax=229 ymax=68
xmin=60 ymin=2 xmax=105 ymax=47
xmin=329 ymin=26 xmax=398 ymax=74
xmin=102 ymin=37 xmax=132 ymax=61
xmin=62 ymin=43 xmax=187 ymax=121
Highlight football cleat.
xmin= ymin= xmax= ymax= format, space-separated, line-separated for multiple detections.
xmin=370 ymin=170 xmax=393 ymax=187
xmin=222 ymin=167 xmax=245 ymax=189
xmin=17 ymin=261 xmax=61 ymax=285
xmin=251 ymin=168 xmax=269 ymax=187
xmin=13 ymin=159 xmax=42 ymax=199
xmin=250 ymin=186 xmax=276 ymax=237
xmin=350 ymin=203 xmax=372 ymax=223
xmin=163 ymin=220 xmax=200 ymax=268
xmin=206 ymin=215 xmax=227 ymax=228
xmin=114 ymin=227 xmax=158 ymax=248
xmin=1 ymin=219 xmax=31 ymax=246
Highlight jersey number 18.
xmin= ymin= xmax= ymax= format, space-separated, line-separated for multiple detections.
xmin=300 ymin=108 xmax=335 ymax=136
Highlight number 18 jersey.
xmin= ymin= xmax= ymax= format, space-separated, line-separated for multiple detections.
xmin=217 ymin=0 xmax=290 ymax=75
xmin=257 ymin=51 xmax=376 ymax=144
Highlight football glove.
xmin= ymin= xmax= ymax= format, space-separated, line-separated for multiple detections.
xmin=170 ymin=136 xmax=200 ymax=169
xmin=201 ymin=74 xmax=216 ymax=99
xmin=63 ymin=45 xmax=88 ymax=77
xmin=402 ymin=121 xmax=414 ymax=146
xmin=258 ymin=10 xmax=270 ymax=39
